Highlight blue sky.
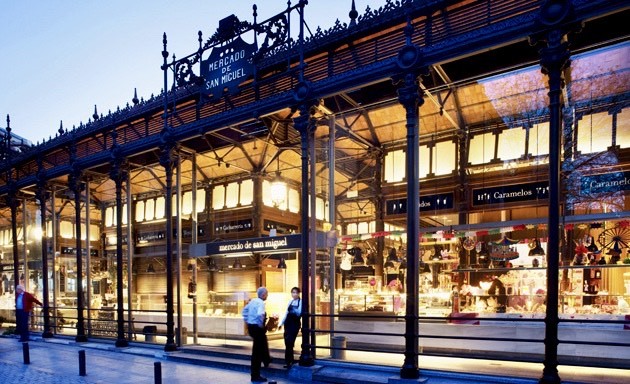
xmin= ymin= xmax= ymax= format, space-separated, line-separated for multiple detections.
xmin=0 ymin=0 xmax=384 ymax=143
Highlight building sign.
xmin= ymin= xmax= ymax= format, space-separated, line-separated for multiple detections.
xmin=386 ymin=193 xmax=454 ymax=215
xmin=201 ymin=36 xmax=256 ymax=99
xmin=580 ymin=171 xmax=630 ymax=195
xmin=472 ymin=181 xmax=549 ymax=206
xmin=214 ymin=219 xmax=253 ymax=234
xmin=203 ymin=234 xmax=302 ymax=255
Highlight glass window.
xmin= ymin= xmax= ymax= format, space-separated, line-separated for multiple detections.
xmin=90 ymin=224 xmax=99 ymax=241
xmin=196 ymin=188 xmax=207 ymax=212
xmin=182 ymin=191 xmax=193 ymax=215
xmin=122 ymin=203 xmax=128 ymax=225
xmin=316 ymin=197 xmax=325 ymax=221
xmin=469 ymin=132 xmax=495 ymax=165
xmin=212 ymin=185 xmax=225 ymax=210
xmin=616 ymin=108 xmax=629 ymax=148
xmin=357 ymin=222 xmax=369 ymax=234
xmin=262 ymin=180 xmax=272 ymax=207
xmin=145 ymin=199 xmax=155 ymax=221
xmin=135 ymin=200 xmax=145 ymax=222
xmin=60 ymin=220 xmax=73 ymax=239
xmin=239 ymin=179 xmax=253 ymax=206
xmin=577 ymin=111 xmax=613 ymax=154
xmin=498 ymin=127 xmax=525 ymax=161
xmin=225 ymin=182 xmax=239 ymax=208
xmin=105 ymin=207 xmax=113 ymax=227
xmin=419 ymin=145 xmax=430 ymax=178
xmin=288 ymin=188 xmax=300 ymax=213
xmin=530 ymin=122 xmax=550 ymax=157
xmin=155 ymin=197 xmax=165 ymax=219
xmin=434 ymin=140 xmax=457 ymax=175
xmin=384 ymin=149 xmax=406 ymax=182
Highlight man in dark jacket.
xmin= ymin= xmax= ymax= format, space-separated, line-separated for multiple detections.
xmin=15 ymin=284 xmax=42 ymax=342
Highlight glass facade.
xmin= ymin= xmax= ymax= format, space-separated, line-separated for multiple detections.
xmin=0 ymin=0 xmax=627 ymax=373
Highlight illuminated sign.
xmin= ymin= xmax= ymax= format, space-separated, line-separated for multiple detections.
xmin=201 ymin=37 xmax=256 ymax=99
xmin=472 ymin=181 xmax=549 ymax=206
xmin=580 ymin=171 xmax=630 ymax=195
xmin=386 ymin=193 xmax=454 ymax=215
xmin=205 ymin=234 xmax=302 ymax=255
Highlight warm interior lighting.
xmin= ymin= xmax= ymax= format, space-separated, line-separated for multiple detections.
xmin=29 ymin=226 xmax=43 ymax=240
xmin=270 ymin=172 xmax=287 ymax=208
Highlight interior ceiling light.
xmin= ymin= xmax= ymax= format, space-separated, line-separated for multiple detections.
xmin=270 ymin=155 xmax=287 ymax=208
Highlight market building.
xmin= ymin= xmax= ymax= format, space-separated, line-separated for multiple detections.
xmin=0 ymin=1 xmax=628 ymax=382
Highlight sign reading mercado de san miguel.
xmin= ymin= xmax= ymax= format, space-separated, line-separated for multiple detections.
xmin=200 ymin=31 xmax=257 ymax=99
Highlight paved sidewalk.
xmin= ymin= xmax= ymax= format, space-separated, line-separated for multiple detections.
xmin=0 ymin=336 xmax=297 ymax=384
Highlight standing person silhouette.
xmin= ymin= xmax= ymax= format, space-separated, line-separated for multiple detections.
xmin=279 ymin=287 xmax=302 ymax=368
xmin=15 ymin=284 xmax=42 ymax=342
xmin=242 ymin=287 xmax=272 ymax=382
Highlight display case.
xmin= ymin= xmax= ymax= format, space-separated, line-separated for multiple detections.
xmin=418 ymin=291 xmax=453 ymax=316
xmin=456 ymin=264 xmax=630 ymax=317
xmin=338 ymin=293 xmax=403 ymax=320
xmin=205 ymin=291 xmax=248 ymax=317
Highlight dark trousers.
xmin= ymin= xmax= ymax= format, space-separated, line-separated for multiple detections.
xmin=16 ymin=310 xmax=30 ymax=341
xmin=283 ymin=317 xmax=300 ymax=365
xmin=247 ymin=324 xmax=270 ymax=379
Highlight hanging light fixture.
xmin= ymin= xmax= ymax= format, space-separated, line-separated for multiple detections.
xmin=278 ymin=258 xmax=287 ymax=269
xmin=232 ymin=258 xmax=243 ymax=269
xmin=270 ymin=155 xmax=287 ymax=208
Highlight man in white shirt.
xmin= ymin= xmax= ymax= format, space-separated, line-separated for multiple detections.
xmin=242 ymin=286 xmax=272 ymax=382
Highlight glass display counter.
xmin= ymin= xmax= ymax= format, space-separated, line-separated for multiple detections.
xmin=205 ymin=292 xmax=247 ymax=317
xmin=338 ymin=292 xmax=403 ymax=320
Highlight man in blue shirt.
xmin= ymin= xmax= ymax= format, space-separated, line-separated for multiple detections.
xmin=242 ymin=287 xmax=272 ymax=382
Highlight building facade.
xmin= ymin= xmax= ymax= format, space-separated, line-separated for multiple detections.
xmin=1 ymin=0 xmax=628 ymax=381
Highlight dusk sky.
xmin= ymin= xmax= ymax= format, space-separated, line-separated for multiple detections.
xmin=0 ymin=0 xmax=385 ymax=143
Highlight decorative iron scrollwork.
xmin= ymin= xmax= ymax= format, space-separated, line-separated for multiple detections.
xmin=203 ymin=15 xmax=252 ymax=50
xmin=254 ymin=13 xmax=289 ymax=58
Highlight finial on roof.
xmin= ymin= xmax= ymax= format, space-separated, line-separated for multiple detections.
xmin=349 ymin=0 xmax=358 ymax=27
xmin=93 ymin=105 xmax=99 ymax=120
xmin=5 ymin=114 xmax=10 ymax=134
xmin=58 ymin=120 xmax=64 ymax=135
xmin=132 ymin=88 xmax=139 ymax=105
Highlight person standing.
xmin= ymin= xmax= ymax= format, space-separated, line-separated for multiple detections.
xmin=15 ymin=284 xmax=42 ymax=342
xmin=279 ymin=286 xmax=302 ymax=368
xmin=242 ymin=286 xmax=272 ymax=382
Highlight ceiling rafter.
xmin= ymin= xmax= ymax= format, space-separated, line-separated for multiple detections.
xmin=338 ymin=93 xmax=381 ymax=146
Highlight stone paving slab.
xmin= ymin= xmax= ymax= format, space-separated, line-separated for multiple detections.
xmin=0 ymin=336 xmax=298 ymax=384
